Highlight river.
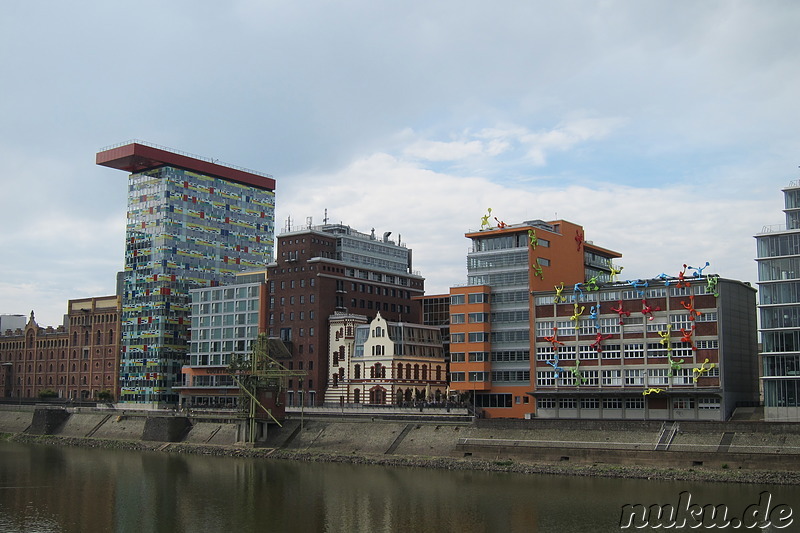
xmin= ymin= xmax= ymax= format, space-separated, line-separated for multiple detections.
xmin=0 ymin=441 xmax=797 ymax=532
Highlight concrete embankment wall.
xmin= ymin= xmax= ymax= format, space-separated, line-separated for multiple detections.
xmin=4 ymin=407 xmax=800 ymax=472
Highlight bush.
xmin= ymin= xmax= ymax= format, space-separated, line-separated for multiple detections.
xmin=38 ymin=389 xmax=58 ymax=399
xmin=97 ymin=390 xmax=113 ymax=401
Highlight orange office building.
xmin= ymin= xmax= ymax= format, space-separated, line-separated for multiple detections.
xmin=448 ymin=218 xmax=621 ymax=418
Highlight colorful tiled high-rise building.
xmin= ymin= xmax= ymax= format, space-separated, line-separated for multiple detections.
xmin=97 ymin=141 xmax=275 ymax=406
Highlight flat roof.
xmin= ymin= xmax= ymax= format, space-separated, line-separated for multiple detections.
xmin=96 ymin=141 xmax=275 ymax=191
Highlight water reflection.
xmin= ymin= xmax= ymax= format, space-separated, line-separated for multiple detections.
xmin=0 ymin=441 xmax=797 ymax=532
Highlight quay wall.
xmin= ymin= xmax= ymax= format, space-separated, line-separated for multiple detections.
xmin=2 ymin=407 xmax=800 ymax=473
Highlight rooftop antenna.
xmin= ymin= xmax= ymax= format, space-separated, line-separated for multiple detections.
xmin=306 ymin=216 xmax=312 ymax=229
xmin=323 ymin=208 xmax=329 ymax=224
xmin=285 ymin=215 xmax=292 ymax=232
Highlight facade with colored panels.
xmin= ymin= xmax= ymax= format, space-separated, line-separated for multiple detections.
xmin=324 ymin=312 xmax=447 ymax=405
xmin=531 ymin=276 xmax=758 ymax=421
xmin=97 ymin=141 xmax=275 ymax=406
xmin=755 ymin=179 xmax=800 ymax=421
xmin=177 ymin=271 xmax=269 ymax=409
xmin=448 ymin=219 xmax=621 ymax=418
xmin=0 ymin=296 xmax=121 ymax=401
xmin=267 ymin=223 xmax=424 ymax=407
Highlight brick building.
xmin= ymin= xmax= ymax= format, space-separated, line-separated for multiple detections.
xmin=0 ymin=296 xmax=121 ymax=401
xmin=267 ymin=223 xmax=424 ymax=406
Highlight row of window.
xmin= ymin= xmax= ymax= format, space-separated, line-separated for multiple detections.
xmin=536 ymin=397 xmax=720 ymax=409
xmin=450 ymin=350 xmax=530 ymax=362
xmin=536 ymin=313 xmax=717 ymax=337
xmin=534 ymin=284 xmax=715 ymax=305
xmin=536 ymin=367 xmax=719 ymax=387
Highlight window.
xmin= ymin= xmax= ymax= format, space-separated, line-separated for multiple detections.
xmin=599 ymin=318 xmax=620 ymax=334
xmin=537 ymin=257 xmax=550 ymax=266
xmin=602 ymin=370 xmax=622 ymax=385
xmin=697 ymin=312 xmax=717 ymax=322
xmin=670 ymin=314 xmax=693 ymax=330
xmin=468 ymin=332 xmax=488 ymax=343
xmin=450 ymin=372 xmax=465 ymax=382
xmin=450 ymin=352 xmax=466 ymax=363
xmin=671 ymin=368 xmax=694 ymax=385
xmin=536 ymin=346 xmax=554 ymax=361
xmin=624 ymin=343 xmax=644 ymax=359
xmin=672 ymin=397 xmax=695 ymax=409
xmin=625 ymin=369 xmax=643 ymax=385
xmin=451 ymin=333 xmax=465 ymax=343
xmin=557 ymin=345 xmax=577 ymax=360
xmin=579 ymin=345 xmax=598 ymax=360
xmin=537 ymin=398 xmax=556 ymax=409
xmin=468 ymin=313 xmax=489 ymax=323
xmin=556 ymin=320 xmax=575 ymax=337
xmin=468 ymin=293 xmax=488 ymax=304
xmin=603 ymin=398 xmax=623 ymax=409
xmin=600 ymin=344 xmax=621 ymax=359
xmin=450 ymin=314 xmax=465 ymax=324
xmin=468 ymin=371 xmax=488 ymax=382
xmin=626 ymin=397 xmax=645 ymax=409
xmin=580 ymin=398 xmax=599 ymax=409
xmin=698 ymin=397 xmax=720 ymax=409
xmin=583 ymin=370 xmax=599 ymax=385
xmin=536 ymin=321 xmax=555 ymax=338
xmin=450 ymin=294 xmax=465 ymax=305
xmin=559 ymin=398 xmax=577 ymax=409
xmin=647 ymin=368 xmax=670 ymax=386
xmin=536 ymin=371 xmax=555 ymax=386
xmin=468 ymin=352 xmax=488 ymax=362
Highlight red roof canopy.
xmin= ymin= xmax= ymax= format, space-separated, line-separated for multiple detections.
xmin=96 ymin=142 xmax=275 ymax=191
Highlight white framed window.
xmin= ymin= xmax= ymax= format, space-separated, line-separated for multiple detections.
xmin=451 ymin=333 xmax=465 ymax=343
xmin=537 ymin=398 xmax=556 ymax=409
xmin=536 ymin=371 xmax=556 ymax=386
xmin=556 ymin=320 xmax=575 ymax=337
xmin=579 ymin=344 xmax=598 ymax=360
xmin=450 ymin=352 xmax=465 ymax=362
xmin=560 ymin=373 xmax=576 ymax=386
xmin=670 ymin=314 xmax=693 ymax=330
xmin=536 ymin=321 xmax=555 ymax=338
xmin=603 ymin=398 xmax=623 ymax=409
xmin=698 ymin=397 xmax=720 ymax=409
xmin=600 ymin=291 xmax=621 ymax=301
xmin=670 ymin=286 xmax=692 ymax=296
xmin=625 ymin=369 xmax=643 ymax=385
xmin=671 ymin=368 xmax=694 ymax=385
xmin=626 ymin=397 xmax=645 ymax=409
xmin=624 ymin=343 xmax=645 ymax=359
xmin=536 ymin=346 xmax=554 ymax=361
xmin=450 ymin=372 xmax=465 ymax=382
xmin=559 ymin=398 xmax=577 ymax=409
xmin=599 ymin=318 xmax=620 ymax=334
xmin=557 ymin=345 xmax=577 ymax=360
xmin=646 ymin=288 xmax=666 ymax=298
xmin=535 ymin=295 xmax=555 ymax=305
xmin=468 ymin=371 xmax=488 ymax=382
xmin=602 ymin=370 xmax=622 ymax=385
xmin=647 ymin=368 xmax=670 ymax=386
xmin=671 ymin=344 xmax=694 ymax=359
xmin=583 ymin=370 xmax=599 ymax=385
xmin=578 ymin=318 xmax=596 ymax=335
xmin=697 ymin=312 xmax=717 ymax=322
xmin=600 ymin=344 xmax=621 ymax=359
xmin=581 ymin=398 xmax=600 ymax=409
xmin=647 ymin=342 xmax=668 ymax=358
xmin=696 ymin=340 xmax=719 ymax=349
xmin=646 ymin=322 xmax=668 ymax=332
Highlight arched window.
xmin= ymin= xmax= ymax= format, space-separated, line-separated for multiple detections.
xmin=422 ymin=365 xmax=428 ymax=380
xmin=436 ymin=365 xmax=442 ymax=380
xmin=354 ymin=364 xmax=361 ymax=379
xmin=353 ymin=389 xmax=361 ymax=403
xmin=108 ymin=329 xmax=114 ymax=344
xmin=84 ymin=331 xmax=89 ymax=345
xmin=72 ymin=332 xmax=77 ymax=345
xmin=414 ymin=364 xmax=420 ymax=380
xmin=96 ymin=330 xmax=102 ymax=344
xmin=397 ymin=365 xmax=403 ymax=379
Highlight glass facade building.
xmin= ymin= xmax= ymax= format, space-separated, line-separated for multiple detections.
xmin=98 ymin=142 xmax=275 ymax=405
xmin=756 ymin=180 xmax=800 ymax=420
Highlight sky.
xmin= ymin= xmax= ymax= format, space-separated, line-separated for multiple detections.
xmin=1 ymin=0 xmax=799 ymax=327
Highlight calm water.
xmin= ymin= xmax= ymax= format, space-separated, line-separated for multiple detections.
xmin=0 ymin=441 xmax=797 ymax=532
